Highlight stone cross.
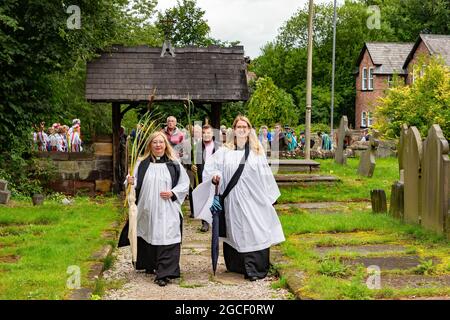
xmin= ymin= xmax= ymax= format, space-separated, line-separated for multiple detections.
xmin=160 ymin=16 xmax=176 ymax=57
xmin=334 ymin=116 xmax=350 ymax=165
xmin=357 ymin=129 xmax=380 ymax=177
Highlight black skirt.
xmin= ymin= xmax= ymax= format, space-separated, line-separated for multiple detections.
xmin=135 ymin=237 xmax=181 ymax=280
xmin=223 ymin=242 xmax=270 ymax=279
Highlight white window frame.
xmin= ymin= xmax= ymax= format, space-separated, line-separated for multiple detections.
xmin=419 ymin=64 xmax=426 ymax=77
xmin=368 ymin=112 xmax=373 ymax=127
xmin=362 ymin=67 xmax=368 ymax=91
xmin=361 ymin=111 xmax=367 ymax=128
xmin=368 ymin=67 xmax=374 ymax=90
xmin=387 ymin=75 xmax=393 ymax=88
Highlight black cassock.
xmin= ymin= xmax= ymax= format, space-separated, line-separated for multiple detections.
xmin=118 ymin=155 xmax=183 ymax=281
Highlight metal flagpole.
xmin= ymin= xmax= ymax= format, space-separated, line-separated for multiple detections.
xmin=305 ymin=0 xmax=314 ymax=160
xmin=330 ymin=0 xmax=337 ymax=150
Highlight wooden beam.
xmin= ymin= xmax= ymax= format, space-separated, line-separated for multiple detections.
xmin=210 ymin=102 xmax=222 ymax=129
xmin=120 ymin=102 xmax=139 ymax=118
xmin=112 ymin=102 xmax=122 ymax=194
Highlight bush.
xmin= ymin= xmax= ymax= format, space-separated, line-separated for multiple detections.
xmin=374 ymin=56 xmax=450 ymax=139
xmin=247 ymin=77 xmax=299 ymax=128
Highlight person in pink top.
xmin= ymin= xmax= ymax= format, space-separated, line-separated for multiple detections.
xmin=161 ymin=116 xmax=184 ymax=158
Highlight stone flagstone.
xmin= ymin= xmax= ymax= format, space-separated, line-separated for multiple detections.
xmin=403 ymin=126 xmax=422 ymax=224
xmin=420 ymin=124 xmax=450 ymax=236
xmin=314 ymin=244 xmax=407 ymax=257
xmin=335 ymin=116 xmax=350 ymax=165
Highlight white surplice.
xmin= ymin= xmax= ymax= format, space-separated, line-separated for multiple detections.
xmin=126 ymin=159 xmax=190 ymax=246
xmin=193 ymin=146 xmax=285 ymax=253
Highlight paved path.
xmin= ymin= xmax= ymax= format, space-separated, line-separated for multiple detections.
xmin=102 ymin=216 xmax=290 ymax=300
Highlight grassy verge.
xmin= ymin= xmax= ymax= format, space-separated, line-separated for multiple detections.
xmin=278 ymin=157 xmax=399 ymax=203
xmin=276 ymin=207 xmax=450 ymax=300
xmin=0 ymin=196 xmax=122 ymax=299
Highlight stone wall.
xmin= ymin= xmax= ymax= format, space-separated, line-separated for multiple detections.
xmin=36 ymin=141 xmax=113 ymax=196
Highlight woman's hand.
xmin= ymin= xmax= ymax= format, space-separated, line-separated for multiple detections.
xmin=212 ymin=175 xmax=220 ymax=185
xmin=191 ymin=164 xmax=197 ymax=174
xmin=127 ymin=176 xmax=135 ymax=185
xmin=160 ymin=191 xmax=174 ymax=200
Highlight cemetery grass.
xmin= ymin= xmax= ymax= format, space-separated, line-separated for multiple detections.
xmin=0 ymin=196 xmax=122 ymax=299
xmin=276 ymin=208 xmax=450 ymax=299
xmin=278 ymin=157 xmax=399 ymax=203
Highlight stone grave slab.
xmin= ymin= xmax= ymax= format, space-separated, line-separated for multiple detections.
xmin=314 ymin=244 xmax=407 ymax=257
xmin=343 ymin=255 xmax=440 ymax=270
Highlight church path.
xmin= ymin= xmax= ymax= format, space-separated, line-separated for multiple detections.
xmin=102 ymin=211 xmax=290 ymax=300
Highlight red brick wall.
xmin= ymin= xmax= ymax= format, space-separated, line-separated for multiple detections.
xmin=405 ymin=40 xmax=431 ymax=85
xmin=355 ymin=49 xmax=390 ymax=129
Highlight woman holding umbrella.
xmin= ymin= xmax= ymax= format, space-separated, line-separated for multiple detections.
xmin=200 ymin=115 xmax=285 ymax=281
xmin=122 ymin=131 xmax=190 ymax=287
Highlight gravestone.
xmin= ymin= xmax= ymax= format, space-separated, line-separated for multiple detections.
xmin=371 ymin=189 xmax=387 ymax=213
xmin=389 ymin=181 xmax=404 ymax=220
xmin=398 ymin=124 xmax=409 ymax=181
xmin=420 ymin=125 xmax=450 ymax=236
xmin=335 ymin=116 xmax=350 ymax=165
xmin=357 ymin=130 xmax=380 ymax=177
xmin=0 ymin=179 xmax=11 ymax=205
xmin=403 ymin=127 xmax=422 ymax=224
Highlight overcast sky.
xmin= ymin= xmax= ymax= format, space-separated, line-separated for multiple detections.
xmin=155 ymin=0 xmax=343 ymax=58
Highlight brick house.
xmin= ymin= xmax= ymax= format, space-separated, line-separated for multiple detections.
xmin=354 ymin=34 xmax=450 ymax=129
xmin=403 ymin=34 xmax=450 ymax=85
xmin=354 ymin=42 xmax=413 ymax=129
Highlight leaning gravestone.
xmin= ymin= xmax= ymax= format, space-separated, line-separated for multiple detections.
xmin=420 ymin=125 xmax=450 ymax=236
xmin=0 ymin=179 xmax=11 ymax=205
xmin=403 ymin=127 xmax=422 ymax=225
xmin=335 ymin=116 xmax=350 ymax=165
xmin=357 ymin=130 xmax=380 ymax=177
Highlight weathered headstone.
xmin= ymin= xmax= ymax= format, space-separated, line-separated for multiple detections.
xmin=371 ymin=189 xmax=387 ymax=213
xmin=0 ymin=190 xmax=11 ymax=205
xmin=0 ymin=179 xmax=11 ymax=205
xmin=420 ymin=125 xmax=449 ymax=236
xmin=389 ymin=181 xmax=404 ymax=220
xmin=357 ymin=130 xmax=380 ymax=177
xmin=403 ymin=127 xmax=422 ymax=224
xmin=0 ymin=179 xmax=7 ymax=191
xmin=335 ymin=116 xmax=350 ymax=165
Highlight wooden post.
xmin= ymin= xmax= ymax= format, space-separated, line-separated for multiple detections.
xmin=210 ymin=102 xmax=222 ymax=129
xmin=112 ymin=102 xmax=122 ymax=194
xmin=389 ymin=181 xmax=404 ymax=220
xmin=371 ymin=189 xmax=387 ymax=213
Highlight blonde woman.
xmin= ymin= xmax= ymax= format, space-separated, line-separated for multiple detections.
xmin=200 ymin=116 xmax=285 ymax=281
xmin=120 ymin=131 xmax=190 ymax=286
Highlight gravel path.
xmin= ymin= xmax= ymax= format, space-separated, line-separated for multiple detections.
xmin=102 ymin=215 xmax=290 ymax=300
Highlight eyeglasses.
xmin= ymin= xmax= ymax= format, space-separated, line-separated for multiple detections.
xmin=235 ymin=125 xmax=248 ymax=129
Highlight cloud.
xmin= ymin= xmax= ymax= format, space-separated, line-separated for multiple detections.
xmin=155 ymin=0 xmax=340 ymax=58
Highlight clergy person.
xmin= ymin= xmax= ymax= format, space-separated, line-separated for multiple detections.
xmin=201 ymin=116 xmax=285 ymax=281
xmin=124 ymin=131 xmax=190 ymax=287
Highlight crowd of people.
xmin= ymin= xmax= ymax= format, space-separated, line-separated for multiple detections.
xmin=32 ymin=119 xmax=83 ymax=152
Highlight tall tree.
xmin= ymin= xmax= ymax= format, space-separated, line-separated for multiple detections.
xmin=156 ymin=0 xmax=213 ymax=47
